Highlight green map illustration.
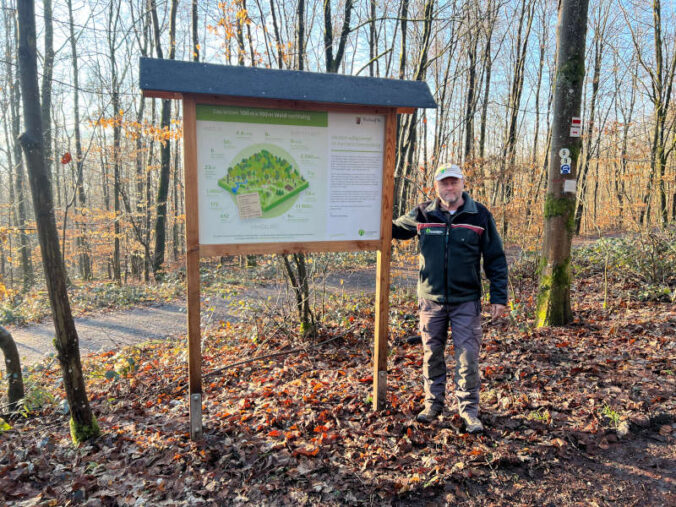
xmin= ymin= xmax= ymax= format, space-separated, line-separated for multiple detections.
xmin=218 ymin=148 xmax=309 ymax=216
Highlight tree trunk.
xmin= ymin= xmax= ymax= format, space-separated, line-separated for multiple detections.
xmin=574 ymin=2 xmax=609 ymax=234
xmin=282 ymin=254 xmax=314 ymax=337
xmin=530 ymin=20 xmax=545 ymax=174
xmin=477 ymin=0 xmax=497 ymax=165
xmin=108 ymin=2 xmax=122 ymax=283
xmin=130 ymin=6 xmax=151 ymax=279
xmin=369 ymin=0 xmax=377 ymax=76
xmin=269 ymin=0 xmax=284 ymax=68
xmin=323 ymin=0 xmax=353 ymax=74
xmin=100 ymin=127 xmax=110 ymax=212
xmin=392 ymin=0 xmax=410 ymax=216
xmin=243 ymin=0 xmax=256 ymax=64
xmin=150 ymin=0 xmax=178 ymax=278
xmin=41 ymin=0 xmax=54 ymax=187
xmin=296 ymin=0 xmax=305 ymax=70
xmin=397 ymin=0 xmax=408 ymax=80
xmin=192 ymin=0 xmax=199 ymax=61
xmin=432 ymin=44 xmax=455 ymax=168
xmin=462 ymin=5 xmax=480 ymax=167
xmin=236 ymin=0 xmax=246 ymax=64
xmin=0 ymin=326 xmax=24 ymax=414
xmin=131 ymin=95 xmax=147 ymax=279
xmin=6 ymin=9 xmax=33 ymax=291
xmin=68 ymin=0 xmax=91 ymax=280
xmin=15 ymin=145 xmax=33 ymax=291
xmin=16 ymin=0 xmax=99 ymax=443
xmin=1 ymin=0 xmax=18 ymax=288
xmin=472 ymin=3 xmax=497 ymax=200
xmin=651 ymin=1 xmax=675 ymax=226
xmin=536 ymin=0 xmax=590 ymax=327
xmin=524 ymin=2 xmax=551 ymax=225
xmin=145 ymin=101 xmax=156 ymax=282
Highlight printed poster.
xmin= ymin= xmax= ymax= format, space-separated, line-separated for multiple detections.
xmin=196 ymin=105 xmax=385 ymax=244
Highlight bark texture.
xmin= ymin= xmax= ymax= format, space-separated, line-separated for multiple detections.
xmin=536 ymin=0 xmax=590 ymax=327
xmin=150 ymin=0 xmax=178 ymax=278
xmin=0 ymin=326 xmax=24 ymax=413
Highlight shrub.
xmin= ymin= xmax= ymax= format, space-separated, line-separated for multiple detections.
xmin=573 ymin=229 xmax=676 ymax=302
xmin=509 ymin=249 xmax=540 ymax=283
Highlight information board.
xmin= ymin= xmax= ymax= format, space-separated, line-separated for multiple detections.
xmin=196 ymin=105 xmax=385 ymax=244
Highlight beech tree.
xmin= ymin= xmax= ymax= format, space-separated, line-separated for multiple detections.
xmin=150 ymin=0 xmax=178 ymax=278
xmin=16 ymin=0 xmax=99 ymax=442
xmin=108 ymin=1 xmax=122 ymax=282
xmin=66 ymin=0 xmax=92 ymax=280
xmin=536 ymin=0 xmax=590 ymax=327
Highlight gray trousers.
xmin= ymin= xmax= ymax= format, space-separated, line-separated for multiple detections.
xmin=419 ymin=299 xmax=482 ymax=417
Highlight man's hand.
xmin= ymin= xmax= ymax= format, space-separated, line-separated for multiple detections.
xmin=490 ymin=304 xmax=507 ymax=320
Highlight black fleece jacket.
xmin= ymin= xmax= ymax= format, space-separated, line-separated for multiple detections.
xmin=392 ymin=192 xmax=508 ymax=305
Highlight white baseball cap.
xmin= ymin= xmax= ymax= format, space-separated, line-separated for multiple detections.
xmin=434 ymin=163 xmax=463 ymax=181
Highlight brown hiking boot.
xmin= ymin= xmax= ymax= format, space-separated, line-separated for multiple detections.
xmin=416 ymin=405 xmax=443 ymax=423
xmin=460 ymin=413 xmax=484 ymax=433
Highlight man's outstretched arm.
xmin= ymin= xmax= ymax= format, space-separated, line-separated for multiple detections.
xmin=392 ymin=208 xmax=419 ymax=241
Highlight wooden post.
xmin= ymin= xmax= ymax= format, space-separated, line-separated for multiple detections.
xmin=183 ymin=95 xmax=203 ymax=440
xmin=373 ymin=109 xmax=397 ymax=411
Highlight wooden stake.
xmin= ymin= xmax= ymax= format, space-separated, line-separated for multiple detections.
xmin=183 ymin=95 xmax=203 ymax=440
xmin=373 ymin=109 xmax=397 ymax=411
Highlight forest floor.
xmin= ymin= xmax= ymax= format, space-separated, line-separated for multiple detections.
xmin=2 ymin=256 xmax=417 ymax=368
xmin=1 ymin=249 xmax=675 ymax=505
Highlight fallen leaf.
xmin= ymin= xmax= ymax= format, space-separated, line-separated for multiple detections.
xmin=292 ymin=446 xmax=320 ymax=457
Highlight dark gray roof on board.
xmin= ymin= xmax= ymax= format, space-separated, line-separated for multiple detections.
xmin=139 ymin=57 xmax=436 ymax=109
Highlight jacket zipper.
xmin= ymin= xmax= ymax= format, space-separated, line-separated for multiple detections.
xmin=444 ymin=210 xmax=462 ymax=304
xmin=444 ymin=223 xmax=449 ymax=303
xmin=440 ymin=201 xmax=473 ymax=303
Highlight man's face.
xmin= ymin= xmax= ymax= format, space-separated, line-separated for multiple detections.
xmin=434 ymin=176 xmax=464 ymax=206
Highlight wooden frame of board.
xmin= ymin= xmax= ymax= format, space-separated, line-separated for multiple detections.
xmin=140 ymin=58 xmax=435 ymax=440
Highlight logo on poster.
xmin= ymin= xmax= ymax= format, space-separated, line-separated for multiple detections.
xmin=355 ymin=115 xmax=382 ymax=125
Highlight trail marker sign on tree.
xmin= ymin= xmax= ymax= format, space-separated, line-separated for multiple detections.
xmin=140 ymin=58 xmax=436 ymax=440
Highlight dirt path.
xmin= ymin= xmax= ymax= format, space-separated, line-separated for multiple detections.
xmin=4 ymin=266 xmax=417 ymax=370
xmin=6 ymin=304 xmax=191 ymax=368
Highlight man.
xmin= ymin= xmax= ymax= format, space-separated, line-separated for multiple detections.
xmin=392 ymin=163 xmax=508 ymax=432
